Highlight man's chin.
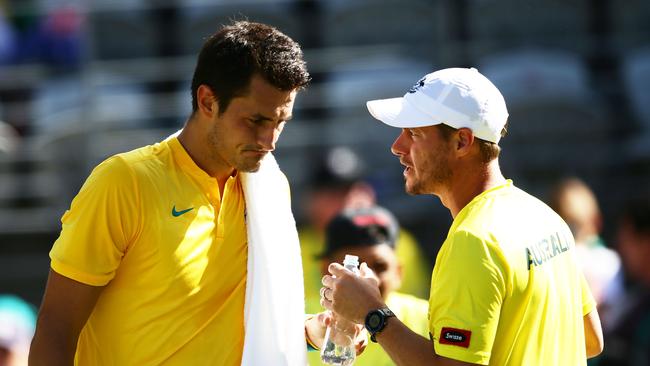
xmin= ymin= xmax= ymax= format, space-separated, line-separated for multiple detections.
xmin=237 ymin=160 xmax=263 ymax=173
xmin=405 ymin=181 xmax=425 ymax=196
xmin=404 ymin=178 xmax=416 ymax=195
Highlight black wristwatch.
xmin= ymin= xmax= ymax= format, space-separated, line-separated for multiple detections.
xmin=364 ymin=307 xmax=395 ymax=343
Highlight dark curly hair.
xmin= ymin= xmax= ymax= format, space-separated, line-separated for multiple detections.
xmin=190 ymin=21 xmax=310 ymax=115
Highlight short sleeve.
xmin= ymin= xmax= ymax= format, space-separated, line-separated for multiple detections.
xmin=50 ymin=155 xmax=141 ymax=286
xmin=428 ymin=230 xmax=507 ymax=365
xmin=580 ymin=270 xmax=597 ymax=316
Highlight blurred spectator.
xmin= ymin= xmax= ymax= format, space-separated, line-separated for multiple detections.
xmin=310 ymin=205 xmax=428 ymax=366
xmin=0 ymin=1 xmax=84 ymax=136
xmin=39 ymin=5 xmax=84 ymax=69
xmin=595 ymin=197 xmax=650 ymax=366
xmin=4 ymin=0 xmax=41 ymax=65
xmin=548 ymin=177 xmax=623 ymax=325
xmin=0 ymin=295 xmax=36 ymax=366
xmin=299 ymin=147 xmax=430 ymax=316
xmin=0 ymin=1 xmax=83 ymax=68
xmin=0 ymin=3 xmax=14 ymax=64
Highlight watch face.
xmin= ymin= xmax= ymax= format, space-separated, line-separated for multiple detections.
xmin=368 ymin=313 xmax=382 ymax=330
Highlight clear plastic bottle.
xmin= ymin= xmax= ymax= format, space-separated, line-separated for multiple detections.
xmin=321 ymin=254 xmax=360 ymax=366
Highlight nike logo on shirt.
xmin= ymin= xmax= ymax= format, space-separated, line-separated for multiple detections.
xmin=172 ymin=206 xmax=194 ymax=217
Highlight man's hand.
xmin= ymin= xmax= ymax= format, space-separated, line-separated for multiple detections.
xmin=353 ymin=323 xmax=369 ymax=355
xmin=320 ymin=262 xmax=384 ymax=323
xmin=305 ymin=312 xmax=330 ymax=350
xmin=305 ymin=311 xmax=368 ymax=355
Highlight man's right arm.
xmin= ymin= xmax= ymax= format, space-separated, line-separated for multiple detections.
xmin=29 ymin=269 xmax=104 ymax=366
xmin=375 ymin=317 xmax=475 ymax=366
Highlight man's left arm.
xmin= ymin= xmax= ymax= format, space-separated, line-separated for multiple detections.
xmin=322 ymin=263 xmax=477 ymax=365
xmin=584 ymin=308 xmax=604 ymax=357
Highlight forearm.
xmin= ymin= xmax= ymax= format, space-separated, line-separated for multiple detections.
xmin=375 ymin=318 xmax=466 ymax=366
xmin=29 ymin=325 xmax=77 ymax=366
xmin=375 ymin=318 xmax=439 ymax=366
xmin=29 ymin=269 xmax=103 ymax=366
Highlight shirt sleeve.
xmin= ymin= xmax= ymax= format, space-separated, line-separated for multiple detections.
xmin=580 ymin=269 xmax=597 ymax=316
xmin=50 ymin=155 xmax=141 ymax=286
xmin=428 ymin=230 xmax=507 ymax=365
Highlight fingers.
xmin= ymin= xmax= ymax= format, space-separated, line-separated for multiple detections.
xmin=320 ymin=287 xmax=333 ymax=302
xmin=354 ymin=327 xmax=369 ymax=355
xmin=359 ymin=263 xmax=380 ymax=286
xmin=320 ymin=292 xmax=333 ymax=311
xmin=320 ymin=274 xmax=335 ymax=311
xmin=316 ymin=311 xmax=332 ymax=327
xmin=321 ymin=274 xmax=334 ymax=287
xmin=355 ymin=337 xmax=368 ymax=355
xmin=328 ymin=262 xmax=346 ymax=276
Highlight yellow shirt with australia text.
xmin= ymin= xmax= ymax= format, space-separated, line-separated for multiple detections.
xmin=50 ymin=137 xmax=248 ymax=365
xmin=428 ymin=180 xmax=596 ymax=365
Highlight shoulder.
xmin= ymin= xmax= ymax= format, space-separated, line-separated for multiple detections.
xmin=455 ymin=184 xmax=569 ymax=241
xmin=440 ymin=229 xmax=509 ymax=284
xmin=77 ymin=142 xmax=172 ymax=205
xmin=445 ymin=228 xmax=496 ymax=253
xmin=83 ymin=154 xmax=135 ymax=191
xmin=103 ymin=141 xmax=172 ymax=183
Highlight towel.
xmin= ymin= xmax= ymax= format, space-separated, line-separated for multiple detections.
xmin=240 ymin=153 xmax=307 ymax=366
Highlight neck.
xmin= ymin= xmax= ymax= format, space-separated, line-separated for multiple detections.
xmin=177 ymin=118 xmax=235 ymax=191
xmin=443 ymin=160 xmax=506 ymax=218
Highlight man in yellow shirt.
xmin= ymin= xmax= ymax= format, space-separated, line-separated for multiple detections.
xmin=320 ymin=68 xmax=604 ymax=365
xmin=28 ymin=21 xmax=324 ymax=366
xmin=307 ymin=205 xmax=428 ymax=366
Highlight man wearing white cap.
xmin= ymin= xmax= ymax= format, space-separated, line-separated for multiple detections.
xmin=320 ymin=68 xmax=604 ymax=365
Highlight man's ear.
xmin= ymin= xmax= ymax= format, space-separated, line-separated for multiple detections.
xmin=196 ymin=85 xmax=218 ymax=117
xmin=455 ymin=128 xmax=475 ymax=157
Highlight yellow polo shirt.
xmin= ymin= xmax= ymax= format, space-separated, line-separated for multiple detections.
xmin=428 ymin=180 xmax=596 ymax=365
xmin=50 ymin=136 xmax=247 ymax=365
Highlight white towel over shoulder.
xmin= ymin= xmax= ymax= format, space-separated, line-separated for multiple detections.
xmin=240 ymin=153 xmax=307 ymax=366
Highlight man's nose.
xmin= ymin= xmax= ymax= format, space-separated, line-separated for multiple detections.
xmin=391 ymin=131 xmax=408 ymax=156
xmin=258 ymin=126 xmax=279 ymax=151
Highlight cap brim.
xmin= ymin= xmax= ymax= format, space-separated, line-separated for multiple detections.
xmin=366 ymin=97 xmax=438 ymax=128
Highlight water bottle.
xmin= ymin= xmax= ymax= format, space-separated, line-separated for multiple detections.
xmin=321 ymin=254 xmax=360 ymax=366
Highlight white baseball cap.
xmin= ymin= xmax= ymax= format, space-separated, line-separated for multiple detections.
xmin=366 ymin=67 xmax=509 ymax=144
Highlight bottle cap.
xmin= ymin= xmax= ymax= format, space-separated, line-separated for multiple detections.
xmin=343 ymin=254 xmax=359 ymax=267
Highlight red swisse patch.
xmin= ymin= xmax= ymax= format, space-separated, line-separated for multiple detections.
xmin=439 ymin=327 xmax=471 ymax=348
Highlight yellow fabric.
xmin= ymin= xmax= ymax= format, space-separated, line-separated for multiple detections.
xmin=307 ymin=292 xmax=429 ymax=366
xmin=428 ymin=180 xmax=596 ymax=366
xmin=300 ymin=227 xmax=431 ymax=316
xmin=50 ymin=137 xmax=247 ymax=365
